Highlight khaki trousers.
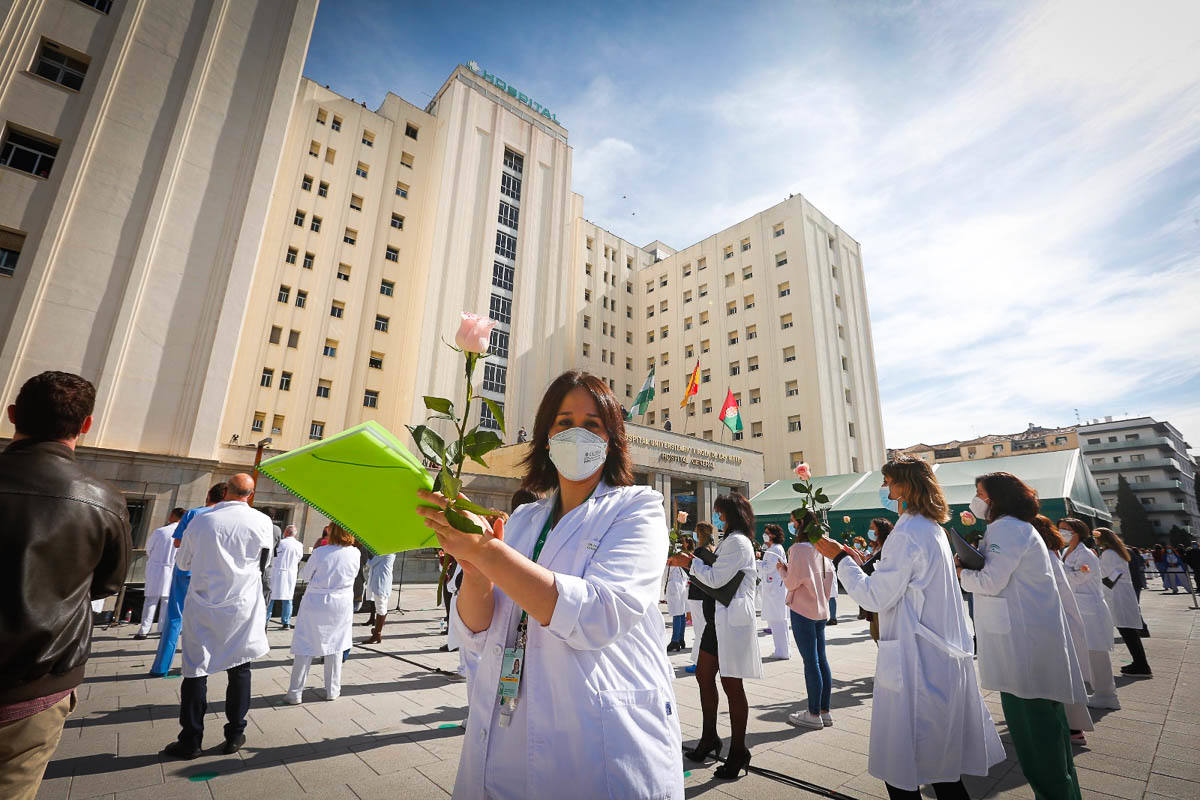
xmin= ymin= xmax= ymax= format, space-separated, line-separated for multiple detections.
xmin=0 ymin=692 xmax=75 ymax=800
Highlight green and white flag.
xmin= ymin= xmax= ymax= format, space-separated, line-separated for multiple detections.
xmin=627 ymin=367 xmax=655 ymax=419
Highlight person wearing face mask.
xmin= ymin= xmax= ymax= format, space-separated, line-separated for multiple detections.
xmin=957 ymin=473 xmax=1087 ymax=800
xmin=858 ymin=518 xmax=894 ymax=635
xmin=667 ymin=492 xmax=762 ymax=780
xmin=684 ymin=522 xmax=716 ymax=675
xmin=1057 ymin=518 xmax=1119 ymax=710
xmin=1094 ymin=527 xmax=1151 ymax=677
xmin=759 ymin=524 xmax=790 ymax=659
xmin=776 ymin=509 xmax=834 ymax=729
xmin=814 ymin=458 xmax=1004 ymax=800
xmin=416 ymin=371 xmax=682 ymax=800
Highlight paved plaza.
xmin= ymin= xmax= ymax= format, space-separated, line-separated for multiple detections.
xmin=38 ymin=582 xmax=1199 ymax=800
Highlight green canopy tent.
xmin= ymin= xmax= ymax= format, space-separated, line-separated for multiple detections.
xmin=749 ymin=449 xmax=1112 ymax=547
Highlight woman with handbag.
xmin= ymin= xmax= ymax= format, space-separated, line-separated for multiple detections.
xmin=668 ymin=492 xmax=763 ymax=779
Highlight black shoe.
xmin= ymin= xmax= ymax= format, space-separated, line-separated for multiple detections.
xmin=714 ymin=748 xmax=751 ymax=779
xmin=438 ymin=644 xmax=450 ymax=652
xmin=1121 ymin=664 xmax=1152 ymax=677
xmin=221 ymin=734 xmax=246 ymax=754
xmin=685 ymin=736 xmax=723 ymax=763
xmin=133 ymin=633 xmax=148 ymax=640
xmin=161 ymin=740 xmax=201 ymax=760
xmin=826 ymin=620 xmax=838 ymax=626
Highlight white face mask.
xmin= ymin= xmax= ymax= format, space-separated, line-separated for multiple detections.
xmin=969 ymin=495 xmax=990 ymax=520
xmin=548 ymin=427 xmax=608 ymax=482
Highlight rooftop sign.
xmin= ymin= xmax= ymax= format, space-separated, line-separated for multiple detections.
xmin=466 ymin=61 xmax=559 ymax=125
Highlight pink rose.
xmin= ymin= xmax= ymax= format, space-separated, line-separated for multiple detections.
xmin=794 ymin=462 xmax=812 ymax=480
xmin=676 ymin=511 xmax=688 ymax=524
xmin=960 ymin=510 xmax=977 ymax=526
xmin=455 ymin=313 xmax=497 ymax=354
xmin=842 ymin=516 xmax=851 ymax=524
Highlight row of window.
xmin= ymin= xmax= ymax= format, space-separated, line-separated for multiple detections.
xmin=315 ymin=106 xmax=419 ymax=141
xmin=253 ymin=415 xmax=328 ymax=441
xmin=479 ymin=148 xmax=524 ymax=418
xmin=307 ymin=140 xmax=415 ymax=172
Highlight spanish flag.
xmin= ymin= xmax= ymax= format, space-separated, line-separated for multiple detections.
xmin=681 ymin=360 xmax=700 ymax=408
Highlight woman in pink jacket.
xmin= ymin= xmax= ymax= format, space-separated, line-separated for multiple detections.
xmin=776 ymin=508 xmax=835 ymax=730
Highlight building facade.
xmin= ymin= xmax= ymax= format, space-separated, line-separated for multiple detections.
xmin=1078 ymin=417 xmax=1198 ymax=536
xmin=891 ymin=424 xmax=1079 ymax=465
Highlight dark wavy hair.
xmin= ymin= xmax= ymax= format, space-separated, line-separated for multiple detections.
xmin=870 ymin=517 xmax=894 ymax=545
xmin=520 ymin=371 xmax=633 ymax=493
xmin=12 ymin=371 xmax=95 ymax=441
xmin=1031 ymin=515 xmax=1064 ymax=552
xmin=714 ymin=492 xmax=754 ymax=538
xmin=763 ymin=523 xmax=785 ymax=545
xmin=976 ymin=472 xmax=1039 ymax=523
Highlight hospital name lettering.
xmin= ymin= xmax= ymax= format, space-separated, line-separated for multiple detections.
xmin=628 ymin=434 xmax=742 ymax=466
xmin=466 ymin=61 xmax=559 ymax=123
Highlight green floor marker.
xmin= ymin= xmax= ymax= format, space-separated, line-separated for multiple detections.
xmin=684 ymin=771 xmax=692 ymax=778
xmin=188 ymin=772 xmax=218 ymax=782
xmin=438 ymin=723 xmax=458 ymax=728
xmin=164 ymin=674 xmax=180 ymax=679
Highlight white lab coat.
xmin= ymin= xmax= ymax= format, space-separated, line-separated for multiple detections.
xmin=451 ymin=482 xmax=683 ymax=800
xmin=959 ymin=517 xmax=1088 ymax=707
xmin=270 ymin=536 xmax=304 ymax=600
xmin=1062 ymin=544 xmax=1114 ymax=651
xmin=447 ymin=563 xmax=463 ymax=654
xmin=1100 ymin=549 xmax=1143 ymax=629
xmin=760 ymin=543 xmax=789 ymax=624
xmin=665 ymin=566 xmax=688 ymax=616
xmin=292 ymin=544 xmax=360 ymax=656
xmin=143 ymin=523 xmax=178 ymax=599
xmin=838 ymin=512 xmax=1005 ymax=791
xmin=688 ymin=532 xmax=764 ymax=680
xmin=176 ymin=501 xmax=274 ymax=678
xmin=1049 ymin=555 xmax=1092 ymax=685
xmin=366 ymin=553 xmax=396 ymax=607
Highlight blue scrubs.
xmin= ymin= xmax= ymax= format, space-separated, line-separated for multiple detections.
xmin=148 ymin=506 xmax=206 ymax=676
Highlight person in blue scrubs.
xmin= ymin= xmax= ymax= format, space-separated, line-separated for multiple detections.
xmin=148 ymin=482 xmax=227 ymax=677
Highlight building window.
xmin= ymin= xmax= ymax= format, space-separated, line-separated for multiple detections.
xmin=492 ymin=261 xmax=514 ymax=291
xmin=841 ymin=356 xmax=849 ymax=371
xmin=781 ymin=313 xmax=793 ymax=330
xmin=583 ymin=315 xmax=591 ymax=329
xmin=271 ymin=415 xmax=284 ymax=435
xmin=489 ymin=294 xmax=512 ymax=325
xmin=845 ymin=388 xmax=852 ymax=404
xmin=355 ymin=162 xmax=368 ymax=179
xmin=848 ymin=422 xmax=856 ymax=438
xmin=390 ymin=213 xmax=404 ymax=230
xmin=752 ymin=422 xmax=763 ymax=439
xmin=489 ymin=329 xmax=509 ymax=359
xmin=260 ymin=368 xmax=273 ymax=388
xmin=368 ymin=353 xmax=384 ymax=369
xmin=835 ymin=294 xmax=843 ymax=308
xmin=405 ymin=123 xmax=419 ymax=139
xmin=300 ymin=252 xmax=313 ymax=269
xmin=783 ymin=346 xmax=796 ymax=363
xmin=361 ymin=131 xmax=374 ymax=147
xmin=310 ymin=421 xmax=325 ymax=440
xmin=725 ymin=273 xmax=735 ymax=288
xmin=76 ymin=0 xmax=113 ymax=11
xmin=837 ymin=324 xmax=845 ymax=339
xmin=325 ymin=147 xmax=336 ymax=164
xmin=729 ymin=362 xmax=740 ymax=376
xmin=318 ymin=181 xmax=328 ymax=197
xmin=363 ymin=389 xmax=379 ymax=408
xmin=727 ymin=301 xmax=737 ymax=316
xmin=746 ymin=324 xmax=757 ymax=340
xmin=583 ymin=343 xmax=590 ymax=357
xmin=724 ymin=246 xmax=734 ymax=260
xmin=301 ymin=175 xmax=312 ymax=191
xmin=646 ymin=331 xmax=654 ymax=343
xmin=279 ymin=372 xmax=292 ymax=391
xmin=309 ymin=140 xmax=320 ymax=157
xmin=483 ymin=363 xmax=507 ymax=393
xmin=701 ymin=369 xmax=711 ymax=385
xmin=295 ymin=290 xmax=307 ymax=308
xmin=495 ymin=231 xmax=516 ymax=260
xmin=285 ymin=247 xmax=298 ymax=264
xmin=503 ymin=148 xmax=524 ymax=173
xmin=741 ymin=238 xmax=751 ymax=252
xmin=776 ymin=252 xmax=788 ymax=267
xmin=498 ymin=201 xmax=519 ymax=229
xmin=773 ymin=224 xmax=785 ymax=238
xmin=1125 ymin=433 xmax=1140 ymax=440
xmin=584 ymin=290 xmax=592 ymax=303
xmin=500 ymin=172 xmax=522 ymax=201
xmin=293 ymin=210 xmax=305 ymax=227
xmin=646 ymin=306 xmax=654 ymax=318
xmin=380 ymin=279 xmax=394 ymax=296
xmin=251 ymin=413 xmax=264 ymax=433
xmin=749 ymin=388 xmax=761 ymax=405
xmin=729 ymin=332 xmax=738 ymax=345
xmin=323 ymin=339 xmax=337 ymax=357
xmin=778 ymin=282 xmax=790 ymax=297
xmin=334 ymin=264 xmax=349 ymax=281
xmin=277 ymin=285 xmax=290 ymax=303
xmin=287 ymin=329 xmax=300 ymax=348
xmin=743 ymin=267 xmax=753 ymax=280
xmin=701 ymin=340 xmax=710 ymax=354
xmin=400 ymin=152 xmax=414 ymax=169
xmin=684 ymin=317 xmax=693 ymax=331
xmin=785 ymin=380 xmax=798 ymax=397
xmin=788 ymin=415 xmax=802 ymax=432
xmin=343 ymin=228 xmax=357 ymax=245
xmin=374 ymin=315 xmax=389 ymax=332
xmin=310 ymin=215 xmax=322 ymax=232
xmin=684 ymin=290 xmax=693 ymax=304
xmin=626 ymin=332 xmax=632 ymax=344
xmin=480 ymin=401 xmax=502 ymax=431
xmin=748 ymin=356 xmax=759 ymax=372
xmin=385 ymin=246 xmax=399 ymax=262
xmin=349 ymin=194 xmax=363 ymax=212
xmin=744 ymin=294 xmax=755 ymax=310
xmin=330 ymin=116 xmax=342 ymax=131
xmin=316 ymin=380 xmax=332 ymax=397
xmin=330 ymin=301 xmax=344 ymax=318
xmin=702 ymin=399 xmax=712 ymax=413
xmin=268 ymin=326 xmax=281 ymax=344
xmin=395 ymin=182 xmax=409 ymax=198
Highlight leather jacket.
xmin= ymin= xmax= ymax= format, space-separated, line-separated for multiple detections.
xmin=0 ymin=439 xmax=131 ymax=704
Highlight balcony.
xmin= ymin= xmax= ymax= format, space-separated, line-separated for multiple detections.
xmin=1088 ymin=458 xmax=1180 ymax=472
xmin=1146 ymin=503 xmax=1188 ymax=513
xmin=1081 ymin=436 xmax=1174 ymax=453
xmin=1128 ymin=480 xmax=1184 ymax=492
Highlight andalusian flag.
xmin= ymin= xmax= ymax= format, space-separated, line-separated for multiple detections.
xmin=718 ymin=388 xmax=742 ymax=433
xmin=627 ymin=366 xmax=655 ymax=419
xmin=681 ymin=361 xmax=700 ymax=408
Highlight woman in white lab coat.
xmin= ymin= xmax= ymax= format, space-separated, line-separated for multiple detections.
xmin=136 ymin=512 xmax=181 ymax=638
xmin=269 ymin=525 xmax=304 ymax=629
xmin=1095 ymin=527 xmax=1152 ymax=676
xmin=362 ymin=552 xmax=396 ymax=644
xmin=417 ymin=371 xmax=683 ymax=800
xmin=958 ymin=473 xmax=1087 ymax=800
xmin=759 ymin=524 xmax=790 ymax=659
xmin=665 ymin=554 xmax=689 ymax=652
xmin=1030 ymin=516 xmax=1094 ymax=743
xmin=815 ymin=458 xmax=1004 ymax=800
xmin=1058 ymin=518 xmax=1119 ymax=709
xmin=287 ymin=525 xmax=360 ymax=703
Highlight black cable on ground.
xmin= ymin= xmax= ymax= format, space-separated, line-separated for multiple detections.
xmin=683 ymin=745 xmax=861 ymax=799
xmin=355 ymin=643 xmax=463 ymax=679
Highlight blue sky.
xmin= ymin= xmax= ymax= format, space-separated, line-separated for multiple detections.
xmin=307 ymin=0 xmax=1200 ymax=450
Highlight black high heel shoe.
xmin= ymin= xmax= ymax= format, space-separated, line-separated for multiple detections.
xmin=714 ymin=748 xmax=751 ymax=779
xmin=684 ymin=736 xmax=723 ymax=762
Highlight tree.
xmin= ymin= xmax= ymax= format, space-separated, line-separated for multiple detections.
xmin=1168 ymin=525 xmax=1193 ymax=548
xmin=1114 ymin=474 xmax=1156 ymax=548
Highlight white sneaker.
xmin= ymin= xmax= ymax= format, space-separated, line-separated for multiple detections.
xmin=788 ymin=710 xmax=824 ymax=729
xmin=821 ymin=712 xmax=833 ymax=727
xmin=286 ymin=692 xmax=302 ymax=705
xmin=1087 ymin=695 xmax=1121 ymax=710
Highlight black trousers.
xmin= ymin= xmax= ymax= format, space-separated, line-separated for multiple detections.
xmin=178 ymin=662 xmax=252 ymax=747
xmin=1118 ymin=627 xmax=1150 ymax=668
xmin=886 ymin=780 xmax=970 ymax=800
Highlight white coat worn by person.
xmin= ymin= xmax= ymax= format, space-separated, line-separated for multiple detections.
xmin=363 ymin=552 xmax=396 ymax=644
xmin=268 ymin=534 xmax=303 ymax=628
xmin=451 ymin=483 xmax=684 ymax=800
xmin=137 ymin=521 xmax=178 ymax=636
xmin=1101 ymin=549 xmax=1143 ymax=630
xmin=760 ymin=541 xmax=790 ymax=658
xmin=288 ymin=542 xmax=360 ymax=702
xmin=1047 ymin=554 xmax=1094 ymax=734
xmin=836 ymin=512 xmax=1005 ymax=791
xmin=665 ymin=564 xmax=688 ymax=648
xmin=1062 ymin=543 xmax=1119 ymax=708
xmin=958 ymin=517 xmax=1089 ymax=710
xmin=688 ymin=533 xmax=765 ymax=680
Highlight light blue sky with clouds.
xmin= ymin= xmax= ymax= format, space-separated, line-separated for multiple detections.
xmin=306 ymin=0 xmax=1200 ymax=450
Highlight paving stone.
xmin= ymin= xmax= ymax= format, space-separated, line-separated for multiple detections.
xmin=205 ymin=761 xmax=300 ymax=800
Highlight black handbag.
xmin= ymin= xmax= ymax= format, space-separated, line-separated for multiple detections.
xmin=690 ymin=547 xmax=745 ymax=607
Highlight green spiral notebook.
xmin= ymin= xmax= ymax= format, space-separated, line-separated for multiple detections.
xmin=257 ymin=421 xmax=438 ymax=555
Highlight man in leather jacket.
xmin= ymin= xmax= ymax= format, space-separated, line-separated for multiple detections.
xmin=0 ymin=372 xmax=131 ymax=799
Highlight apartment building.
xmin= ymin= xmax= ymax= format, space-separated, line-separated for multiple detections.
xmin=891 ymin=424 xmax=1079 ymax=464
